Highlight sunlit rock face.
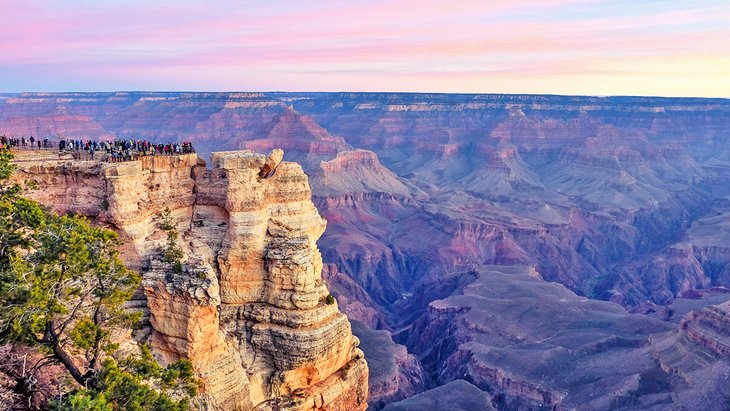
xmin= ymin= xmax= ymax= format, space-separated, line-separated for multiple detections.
xmin=11 ymin=150 xmax=368 ymax=411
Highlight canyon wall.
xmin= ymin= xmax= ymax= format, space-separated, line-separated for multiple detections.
xmin=4 ymin=92 xmax=730 ymax=309
xmin=10 ymin=150 xmax=368 ymax=411
xmin=396 ymin=265 xmax=730 ymax=410
xmin=4 ymin=92 xmax=730 ymax=409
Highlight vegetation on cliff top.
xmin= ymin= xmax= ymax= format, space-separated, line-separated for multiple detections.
xmin=0 ymin=147 xmax=196 ymax=410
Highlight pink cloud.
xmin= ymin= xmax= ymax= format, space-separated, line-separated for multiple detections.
xmin=0 ymin=0 xmax=728 ymax=96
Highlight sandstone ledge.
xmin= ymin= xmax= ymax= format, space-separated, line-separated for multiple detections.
xmin=11 ymin=150 xmax=368 ymax=410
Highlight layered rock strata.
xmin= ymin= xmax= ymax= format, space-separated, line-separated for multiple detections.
xmin=11 ymin=150 xmax=368 ymax=411
xmin=680 ymin=301 xmax=730 ymax=357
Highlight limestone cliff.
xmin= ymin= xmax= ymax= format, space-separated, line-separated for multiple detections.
xmin=11 ymin=150 xmax=368 ymax=411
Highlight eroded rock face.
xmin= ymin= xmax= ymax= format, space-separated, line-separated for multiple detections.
xmin=11 ymin=150 xmax=368 ymax=411
xmin=258 ymin=149 xmax=284 ymax=178
xmin=382 ymin=380 xmax=495 ymax=411
xmin=680 ymin=301 xmax=730 ymax=357
xmin=349 ymin=320 xmax=426 ymax=410
xmin=398 ymin=265 xmax=730 ymax=410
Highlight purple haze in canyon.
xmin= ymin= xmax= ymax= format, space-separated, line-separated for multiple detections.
xmin=2 ymin=91 xmax=730 ymax=409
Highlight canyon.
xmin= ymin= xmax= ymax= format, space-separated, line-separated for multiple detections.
xmin=3 ymin=92 xmax=730 ymax=409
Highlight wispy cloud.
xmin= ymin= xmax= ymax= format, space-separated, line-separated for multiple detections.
xmin=0 ymin=0 xmax=728 ymax=96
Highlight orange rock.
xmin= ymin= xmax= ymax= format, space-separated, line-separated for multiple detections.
xmin=12 ymin=150 xmax=368 ymax=411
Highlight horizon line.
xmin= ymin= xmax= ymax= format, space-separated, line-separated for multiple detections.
xmin=1 ymin=90 xmax=729 ymax=101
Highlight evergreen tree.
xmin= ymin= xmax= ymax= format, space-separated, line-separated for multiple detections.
xmin=0 ymin=148 xmax=45 ymax=270
xmin=0 ymin=147 xmax=196 ymax=409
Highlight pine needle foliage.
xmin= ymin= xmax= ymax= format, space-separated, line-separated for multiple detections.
xmin=0 ymin=148 xmax=197 ymax=410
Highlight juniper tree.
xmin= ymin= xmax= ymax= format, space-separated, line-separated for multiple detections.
xmin=0 ymin=148 xmax=45 ymax=270
xmin=0 ymin=148 xmax=196 ymax=410
xmin=0 ymin=147 xmax=139 ymax=386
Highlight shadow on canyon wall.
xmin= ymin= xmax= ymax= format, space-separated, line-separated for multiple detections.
xmin=3 ymin=92 xmax=730 ymax=409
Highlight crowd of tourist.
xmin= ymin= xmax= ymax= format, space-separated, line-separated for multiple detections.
xmin=1 ymin=135 xmax=52 ymax=150
xmin=1 ymin=135 xmax=195 ymax=162
xmin=58 ymin=139 xmax=195 ymax=162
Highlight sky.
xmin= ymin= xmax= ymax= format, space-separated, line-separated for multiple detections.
xmin=1 ymin=0 xmax=729 ymax=97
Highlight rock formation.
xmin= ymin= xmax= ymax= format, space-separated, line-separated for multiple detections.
xmin=258 ymin=148 xmax=283 ymax=178
xmin=396 ymin=265 xmax=730 ymax=409
xmin=382 ymin=380 xmax=495 ymax=411
xmin=11 ymin=149 xmax=368 ymax=411
xmin=680 ymin=301 xmax=730 ymax=357
xmin=349 ymin=320 xmax=426 ymax=410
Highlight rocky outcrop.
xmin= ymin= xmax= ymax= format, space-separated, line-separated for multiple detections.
xmin=395 ymin=265 xmax=730 ymax=410
xmin=680 ymin=301 xmax=730 ymax=357
xmin=236 ymin=108 xmax=349 ymax=167
xmin=258 ymin=149 xmax=283 ymax=178
xmin=321 ymin=264 xmax=387 ymax=329
xmin=382 ymin=380 xmax=495 ymax=411
xmin=311 ymin=150 xmax=423 ymax=198
xmin=349 ymin=320 xmax=426 ymax=410
xmin=0 ymin=113 xmax=113 ymax=141
xmin=11 ymin=150 xmax=368 ymax=411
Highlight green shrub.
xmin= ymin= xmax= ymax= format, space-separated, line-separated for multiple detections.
xmin=159 ymin=208 xmax=184 ymax=271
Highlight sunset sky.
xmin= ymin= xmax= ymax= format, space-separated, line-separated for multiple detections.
xmin=1 ymin=0 xmax=729 ymax=97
